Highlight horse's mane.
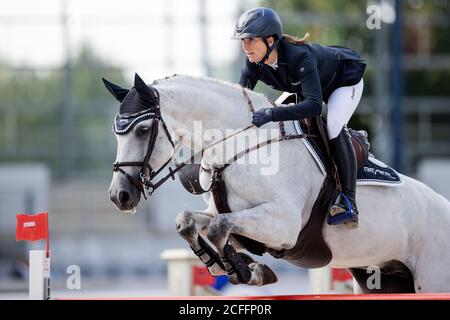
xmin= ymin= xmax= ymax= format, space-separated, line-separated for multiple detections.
xmin=152 ymin=74 xmax=239 ymax=89
xmin=152 ymin=74 xmax=270 ymax=103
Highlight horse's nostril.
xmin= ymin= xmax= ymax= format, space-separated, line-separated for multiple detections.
xmin=118 ymin=190 xmax=130 ymax=203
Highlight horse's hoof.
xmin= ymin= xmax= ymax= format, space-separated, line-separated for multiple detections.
xmin=240 ymin=253 xmax=278 ymax=285
xmin=247 ymin=262 xmax=278 ymax=286
xmin=260 ymin=264 xmax=278 ymax=285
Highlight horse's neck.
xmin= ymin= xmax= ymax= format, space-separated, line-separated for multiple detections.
xmin=155 ymin=79 xmax=272 ymax=149
xmin=156 ymin=78 xmax=326 ymax=231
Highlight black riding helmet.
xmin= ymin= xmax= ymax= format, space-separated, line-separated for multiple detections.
xmin=232 ymin=7 xmax=283 ymax=64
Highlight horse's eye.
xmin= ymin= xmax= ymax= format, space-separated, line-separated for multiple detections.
xmin=136 ymin=127 xmax=150 ymax=137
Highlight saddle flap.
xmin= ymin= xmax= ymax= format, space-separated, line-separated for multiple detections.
xmin=300 ymin=117 xmax=370 ymax=170
xmin=349 ymin=129 xmax=370 ymax=169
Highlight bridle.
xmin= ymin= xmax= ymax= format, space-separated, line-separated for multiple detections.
xmin=112 ymin=87 xmax=308 ymax=199
xmin=112 ymin=88 xmax=176 ymax=199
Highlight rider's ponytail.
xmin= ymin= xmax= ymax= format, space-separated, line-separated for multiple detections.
xmin=282 ymin=32 xmax=310 ymax=45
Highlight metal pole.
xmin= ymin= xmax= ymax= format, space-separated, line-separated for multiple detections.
xmin=372 ymin=4 xmax=391 ymax=164
xmin=164 ymin=0 xmax=175 ymax=73
xmin=60 ymin=0 xmax=74 ymax=179
xmin=199 ymin=0 xmax=211 ymax=76
xmin=231 ymin=1 xmax=247 ymax=82
xmin=391 ymin=0 xmax=404 ymax=172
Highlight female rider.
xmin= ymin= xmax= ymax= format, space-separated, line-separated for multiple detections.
xmin=234 ymin=7 xmax=366 ymax=228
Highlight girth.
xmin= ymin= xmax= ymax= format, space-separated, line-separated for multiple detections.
xmin=212 ymin=168 xmax=267 ymax=256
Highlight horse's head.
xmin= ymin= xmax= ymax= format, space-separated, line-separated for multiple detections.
xmin=104 ymin=73 xmax=174 ymax=212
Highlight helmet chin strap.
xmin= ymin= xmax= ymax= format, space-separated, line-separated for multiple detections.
xmin=257 ymin=37 xmax=279 ymax=66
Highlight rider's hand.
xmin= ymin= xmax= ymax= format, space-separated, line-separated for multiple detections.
xmin=252 ymin=108 xmax=273 ymax=128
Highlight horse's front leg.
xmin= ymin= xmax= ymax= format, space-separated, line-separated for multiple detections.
xmin=175 ymin=210 xmax=227 ymax=276
xmin=207 ymin=203 xmax=289 ymax=286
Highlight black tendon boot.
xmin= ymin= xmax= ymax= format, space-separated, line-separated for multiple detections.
xmin=328 ymin=126 xmax=359 ymax=229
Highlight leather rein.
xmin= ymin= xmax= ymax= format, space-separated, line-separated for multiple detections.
xmin=112 ymin=87 xmax=309 ymax=199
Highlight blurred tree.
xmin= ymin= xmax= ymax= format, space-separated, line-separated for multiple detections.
xmin=0 ymin=44 xmax=126 ymax=177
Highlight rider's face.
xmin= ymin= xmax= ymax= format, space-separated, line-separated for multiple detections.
xmin=241 ymin=37 xmax=270 ymax=63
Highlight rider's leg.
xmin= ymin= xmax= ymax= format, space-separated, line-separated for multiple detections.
xmin=326 ymin=79 xmax=364 ymax=227
xmin=329 ymin=126 xmax=359 ymax=224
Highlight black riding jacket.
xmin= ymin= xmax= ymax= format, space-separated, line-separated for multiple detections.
xmin=239 ymin=39 xmax=366 ymax=121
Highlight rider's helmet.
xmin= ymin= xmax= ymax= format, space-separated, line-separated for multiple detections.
xmin=232 ymin=7 xmax=283 ymax=40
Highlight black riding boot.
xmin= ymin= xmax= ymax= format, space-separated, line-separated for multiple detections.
xmin=328 ymin=125 xmax=359 ymax=228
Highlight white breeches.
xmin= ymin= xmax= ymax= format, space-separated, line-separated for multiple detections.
xmin=326 ymin=78 xmax=364 ymax=139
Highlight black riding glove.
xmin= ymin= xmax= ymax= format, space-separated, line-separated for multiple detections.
xmin=252 ymin=108 xmax=274 ymax=128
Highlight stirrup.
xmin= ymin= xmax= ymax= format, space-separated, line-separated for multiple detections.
xmin=328 ymin=193 xmax=359 ymax=228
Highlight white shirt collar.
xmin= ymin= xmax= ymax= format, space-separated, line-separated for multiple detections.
xmin=267 ymin=57 xmax=278 ymax=69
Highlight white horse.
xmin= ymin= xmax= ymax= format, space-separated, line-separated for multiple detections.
xmin=106 ymin=73 xmax=450 ymax=293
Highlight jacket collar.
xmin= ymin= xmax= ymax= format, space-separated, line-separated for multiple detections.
xmin=272 ymin=41 xmax=289 ymax=86
xmin=276 ymin=40 xmax=288 ymax=67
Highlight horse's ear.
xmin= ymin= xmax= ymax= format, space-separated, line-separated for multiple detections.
xmin=134 ymin=73 xmax=153 ymax=102
xmin=102 ymin=78 xmax=129 ymax=102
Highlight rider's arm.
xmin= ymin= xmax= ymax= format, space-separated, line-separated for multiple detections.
xmin=271 ymin=52 xmax=323 ymax=121
xmin=239 ymin=59 xmax=259 ymax=90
